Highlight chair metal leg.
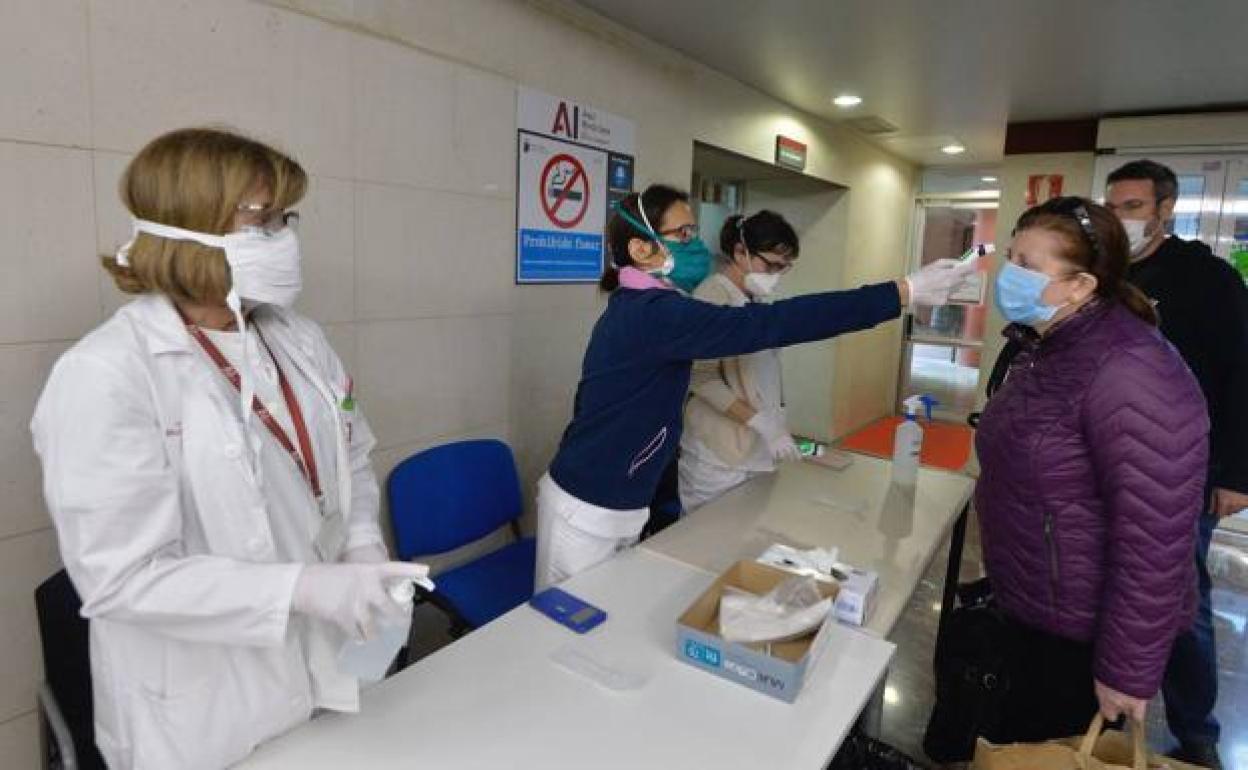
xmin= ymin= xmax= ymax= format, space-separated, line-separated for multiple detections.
xmin=393 ymin=591 xmax=475 ymax=672
xmin=38 ymin=683 xmax=77 ymax=770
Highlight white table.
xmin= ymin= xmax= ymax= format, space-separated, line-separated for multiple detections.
xmin=642 ymin=455 xmax=975 ymax=637
xmin=240 ymin=549 xmax=896 ymax=770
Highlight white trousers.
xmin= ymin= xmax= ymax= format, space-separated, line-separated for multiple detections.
xmin=534 ymin=473 xmax=646 ymax=591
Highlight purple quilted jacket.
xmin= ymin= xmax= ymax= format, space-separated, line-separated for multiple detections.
xmin=975 ymin=300 xmax=1209 ymax=698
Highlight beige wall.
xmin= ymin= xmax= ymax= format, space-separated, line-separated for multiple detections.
xmin=746 ymin=178 xmax=849 ymax=442
xmin=974 ymin=152 xmax=1095 ymax=409
xmin=0 ymin=0 xmax=917 ymax=762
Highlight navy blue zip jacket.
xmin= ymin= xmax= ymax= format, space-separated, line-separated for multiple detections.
xmin=548 ymin=281 xmax=901 ymax=510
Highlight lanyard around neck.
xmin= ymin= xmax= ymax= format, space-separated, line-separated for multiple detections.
xmin=180 ymin=312 xmax=323 ymax=501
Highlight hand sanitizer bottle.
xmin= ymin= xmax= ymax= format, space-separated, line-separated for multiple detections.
xmin=893 ymin=395 xmax=936 ymax=486
xmin=337 ymin=577 xmax=433 ymax=683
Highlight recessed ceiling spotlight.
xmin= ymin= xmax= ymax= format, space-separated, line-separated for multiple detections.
xmin=941 ymin=143 xmax=966 ymax=155
xmin=981 ymin=175 xmax=998 ymax=183
xmin=832 ymin=94 xmax=862 ymax=108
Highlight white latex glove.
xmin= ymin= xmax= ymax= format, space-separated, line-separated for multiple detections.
xmin=292 ymin=561 xmax=429 ymax=641
xmin=341 ymin=543 xmax=389 ymax=564
xmin=748 ymin=410 xmax=802 ymax=462
xmin=905 ymin=257 xmax=980 ymax=306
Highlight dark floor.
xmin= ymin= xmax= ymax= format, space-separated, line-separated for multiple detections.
xmin=880 ymin=524 xmax=1248 ymax=769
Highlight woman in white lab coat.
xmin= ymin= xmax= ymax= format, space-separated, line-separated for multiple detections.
xmin=679 ymin=211 xmax=803 ymax=511
xmin=31 ymin=128 xmax=426 ymax=770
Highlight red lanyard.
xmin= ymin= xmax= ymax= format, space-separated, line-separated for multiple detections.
xmin=181 ymin=316 xmax=323 ymax=501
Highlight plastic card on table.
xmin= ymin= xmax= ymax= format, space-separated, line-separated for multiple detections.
xmin=549 ymin=639 xmax=651 ymax=693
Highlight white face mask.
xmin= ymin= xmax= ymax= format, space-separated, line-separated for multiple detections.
xmin=636 ymin=196 xmax=675 ymax=278
xmin=1120 ymin=218 xmax=1153 ymax=257
xmin=648 ymin=250 xmax=675 ymax=278
xmin=738 ymin=232 xmax=783 ymax=298
xmin=119 ymin=218 xmax=303 ymax=310
xmin=744 ymin=271 xmax=781 ymax=298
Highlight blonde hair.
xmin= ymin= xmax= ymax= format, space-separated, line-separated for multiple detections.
xmin=102 ymin=127 xmax=307 ymax=303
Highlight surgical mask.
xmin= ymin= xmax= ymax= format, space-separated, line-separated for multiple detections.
xmin=119 ymin=219 xmax=303 ymax=310
xmin=1120 ymin=218 xmax=1152 ymax=256
xmin=994 ymin=261 xmax=1063 ymax=326
xmin=664 ymin=237 xmax=712 ymax=292
xmin=744 ymin=270 xmax=781 ymax=298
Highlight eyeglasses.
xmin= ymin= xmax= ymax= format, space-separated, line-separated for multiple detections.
xmin=658 ymin=223 xmax=700 ymax=243
xmin=751 ymin=251 xmax=793 ymax=275
xmin=236 ymin=202 xmax=300 ymax=235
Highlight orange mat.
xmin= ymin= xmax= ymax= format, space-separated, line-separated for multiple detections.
xmin=838 ymin=416 xmax=974 ymax=471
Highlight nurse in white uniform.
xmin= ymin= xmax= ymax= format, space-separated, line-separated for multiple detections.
xmin=31 ymin=128 xmax=426 ymax=770
xmin=680 ymin=211 xmax=803 ymax=511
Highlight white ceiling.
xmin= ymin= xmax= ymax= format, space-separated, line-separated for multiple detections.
xmin=572 ymin=0 xmax=1248 ymax=167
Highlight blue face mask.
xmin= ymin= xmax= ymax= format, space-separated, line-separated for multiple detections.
xmin=994 ymin=261 xmax=1062 ymax=326
xmin=665 ymin=237 xmax=713 ymax=292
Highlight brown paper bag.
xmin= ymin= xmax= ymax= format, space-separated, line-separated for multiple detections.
xmin=1071 ymin=722 xmax=1207 ymax=770
xmin=971 ymin=737 xmax=1083 ymax=770
xmin=973 ymin=715 xmax=1208 ymax=770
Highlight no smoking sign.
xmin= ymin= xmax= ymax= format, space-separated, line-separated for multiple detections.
xmin=540 ymin=154 xmax=590 ymax=229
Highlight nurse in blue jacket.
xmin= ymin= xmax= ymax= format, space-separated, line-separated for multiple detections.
xmin=535 ymin=184 xmax=976 ymax=588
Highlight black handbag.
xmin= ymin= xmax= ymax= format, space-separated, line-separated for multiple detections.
xmin=926 ymin=335 xmax=1029 ymax=762
xmin=922 ymin=578 xmax=1013 ymax=763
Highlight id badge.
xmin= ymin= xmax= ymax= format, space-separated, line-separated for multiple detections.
xmin=314 ymin=506 xmax=348 ymax=561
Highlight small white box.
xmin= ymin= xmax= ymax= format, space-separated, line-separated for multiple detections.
xmin=832 ymin=564 xmax=879 ymax=627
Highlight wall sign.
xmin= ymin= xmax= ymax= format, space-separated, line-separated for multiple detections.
xmin=775 ymin=135 xmax=807 ymax=172
xmin=1025 ymin=174 xmax=1064 ymax=206
xmin=516 ymin=87 xmax=636 ymax=283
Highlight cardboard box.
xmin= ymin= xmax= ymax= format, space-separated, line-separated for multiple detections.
xmin=675 ymin=561 xmax=839 ymax=703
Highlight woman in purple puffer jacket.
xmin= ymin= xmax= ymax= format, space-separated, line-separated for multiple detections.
xmin=975 ymin=197 xmax=1209 ymax=741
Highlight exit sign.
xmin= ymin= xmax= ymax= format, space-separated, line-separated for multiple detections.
xmin=775 ymin=136 xmax=807 ymax=171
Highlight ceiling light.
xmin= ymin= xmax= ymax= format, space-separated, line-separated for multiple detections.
xmin=981 ymin=175 xmax=998 ymax=183
xmin=941 ymin=143 xmax=966 ymax=155
xmin=832 ymin=94 xmax=862 ymax=108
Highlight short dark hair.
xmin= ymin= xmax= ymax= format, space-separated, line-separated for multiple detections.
xmin=718 ymin=210 xmax=800 ymax=262
xmin=1106 ymin=159 xmax=1178 ymax=203
xmin=600 ymin=184 xmax=689 ymax=291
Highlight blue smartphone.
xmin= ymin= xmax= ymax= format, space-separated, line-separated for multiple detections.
xmin=529 ymin=587 xmax=607 ymax=634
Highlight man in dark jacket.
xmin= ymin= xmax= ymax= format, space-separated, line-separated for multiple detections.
xmin=1107 ymin=159 xmax=1248 ymax=770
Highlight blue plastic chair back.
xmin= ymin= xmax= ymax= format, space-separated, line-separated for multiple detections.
xmin=388 ymin=439 xmax=524 ymax=560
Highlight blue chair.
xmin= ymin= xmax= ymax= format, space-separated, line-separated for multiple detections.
xmin=387 ymin=439 xmax=536 ymax=638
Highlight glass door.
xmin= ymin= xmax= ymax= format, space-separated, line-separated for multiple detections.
xmin=1219 ymin=159 xmax=1248 ymax=279
xmin=898 ymin=198 xmax=997 ymax=423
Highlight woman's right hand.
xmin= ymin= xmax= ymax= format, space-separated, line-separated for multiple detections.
xmin=291 ymin=561 xmax=429 ymax=641
xmin=905 ymin=257 xmax=979 ymax=306
xmin=1094 ymin=678 xmax=1148 ymax=723
xmin=748 ymin=410 xmax=802 ymax=462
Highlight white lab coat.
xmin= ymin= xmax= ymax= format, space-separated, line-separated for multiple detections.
xmin=31 ymin=294 xmax=386 ymax=770
xmin=679 ymin=273 xmax=786 ymax=511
